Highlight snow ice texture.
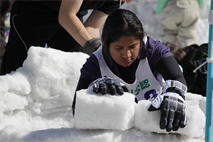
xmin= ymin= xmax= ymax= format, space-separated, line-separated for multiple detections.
xmin=0 ymin=0 xmax=211 ymax=141
xmin=0 ymin=46 xmax=209 ymax=142
xmin=74 ymin=89 xmax=135 ymax=131
xmin=74 ymin=89 xmax=205 ymax=139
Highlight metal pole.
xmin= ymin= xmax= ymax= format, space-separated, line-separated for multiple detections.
xmin=205 ymin=0 xmax=213 ymax=141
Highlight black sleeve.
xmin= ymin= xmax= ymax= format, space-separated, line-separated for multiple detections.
xmin=157 ymin=56 xmax=187 ymax=86
xmin=72 ymin=78 xmax=93 ymax=116
xmin=97 ymin=1 xmax=123 ymax=14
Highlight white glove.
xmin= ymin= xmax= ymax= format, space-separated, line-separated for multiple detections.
xmin=148 ymin=80 xmax=187 ymax=132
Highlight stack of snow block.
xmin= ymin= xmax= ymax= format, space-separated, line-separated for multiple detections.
xmin=74 ymin=90 xmax=205 ymax=138
xmin=135 ymin=100 xmax=205 ymax=138
xmin=74 ymin=89 xmax=135 ymax=130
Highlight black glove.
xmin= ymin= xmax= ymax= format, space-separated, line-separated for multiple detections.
xmin=88 ymin=77 xmax=129 ymax=95
xmin=83 ymin=37 xmax=101 ymax=55
xmin=148 ymin=80 xmax=187 ymax=132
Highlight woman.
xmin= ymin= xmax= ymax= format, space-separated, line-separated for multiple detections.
xmin=73 ymin=9 xmax=187 ymax=132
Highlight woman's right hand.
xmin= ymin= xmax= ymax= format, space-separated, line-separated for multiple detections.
xmin=83 ymin=38 xmax=101 ymax=55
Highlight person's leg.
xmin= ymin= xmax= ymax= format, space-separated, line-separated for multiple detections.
xmin=177 ymin=1 xmax=199 ymax=47
xmin=1 ymin=1 xmax=61 ymax=75
xmin=160 ymin=1 xmax=178 ymax=44
xmin=160 ymin=0 xmax=185 ymax=46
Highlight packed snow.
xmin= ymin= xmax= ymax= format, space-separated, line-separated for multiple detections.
xmin=0 ymin=46 xmax=209 ymax=142
xmin=75 ymin=89 xmax=205 ymax=138
xmin=0 ymin=0 xmax=211 ymax=142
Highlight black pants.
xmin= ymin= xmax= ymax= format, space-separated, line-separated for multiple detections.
xmin=0 ymin=0 xmax=13 ymax=75
xmin=1 ymin=1 xmax=83 ymax=75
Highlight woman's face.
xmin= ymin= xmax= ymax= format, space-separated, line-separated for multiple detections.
xmin=109 ymin=36 xmax=140 ymax=67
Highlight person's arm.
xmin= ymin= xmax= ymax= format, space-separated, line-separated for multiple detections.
xmin=157 ymin=56 xmax=187 ymax=86
xmin=150 ymin=56 xmax=187 ymax=132
xmin=84 ymin=9 xmax=108 ymax=39
xmin=58 ymin=0 xmax=107 ymax=47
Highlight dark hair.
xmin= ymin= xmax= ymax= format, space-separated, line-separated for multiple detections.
xmin=102 ymin=9 xmax=146 ymax=56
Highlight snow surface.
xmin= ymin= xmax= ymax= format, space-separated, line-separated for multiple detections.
xmin=0 ymin=46 xmax=209 ymax=142
xmin=0 ymin=0 xmax=211 ymax=142
xmin=74 ymin=89 xmax=205 ymax=138
xmin=74 ymin=89 xmax=135 ymax=130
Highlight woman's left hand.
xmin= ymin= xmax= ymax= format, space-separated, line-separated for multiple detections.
xmin=148 ymin=80 xmax=187 ymax=132
xmin=148 ymin=92 xmax=187 ymax=132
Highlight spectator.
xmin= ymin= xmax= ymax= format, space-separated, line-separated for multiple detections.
xmin=1 ymin=0 xmax=134 ymax=75
xmin=155 ymin=0 xmax=205 ymax=48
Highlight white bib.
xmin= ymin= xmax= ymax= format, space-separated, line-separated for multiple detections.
xmin=94 ymin=49 xmax=162 ymax=101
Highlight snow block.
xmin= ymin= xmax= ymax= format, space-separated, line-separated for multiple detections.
xmin=134 ymin=100 xmax=205 ymax=138
xmin=74 ymin=89 xmax=136 ymax=130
